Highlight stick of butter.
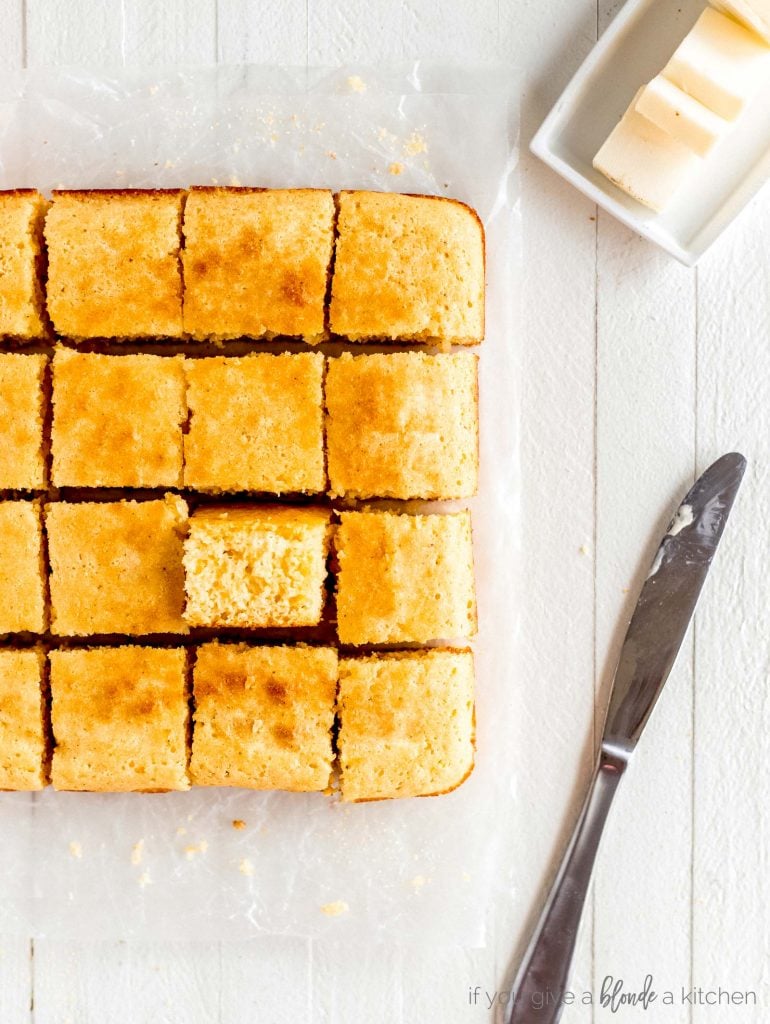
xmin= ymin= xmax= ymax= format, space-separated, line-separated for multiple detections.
xmin=635 ymin=76 xmax=729 ymax=157
xmin=713 ymin=0 xmax=770 ymax=45
xmin=593 ymin=89 xmax=700 ymax=212
xmin=663 ymin=7 xmax=770 ymax=120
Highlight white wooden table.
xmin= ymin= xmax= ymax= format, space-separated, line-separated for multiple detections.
xmin=1 ymin=2 xmax=768 ymax=1022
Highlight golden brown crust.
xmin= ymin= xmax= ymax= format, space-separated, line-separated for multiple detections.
xmin=49 ymin=646 xmax=190 ymax=792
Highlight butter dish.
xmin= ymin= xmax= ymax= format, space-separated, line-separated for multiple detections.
xmin=531 ymin=0 xmax=770 ymax=265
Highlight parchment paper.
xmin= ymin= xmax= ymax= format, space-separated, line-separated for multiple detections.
xmin=0 ymin=63 xmax=520 ymax=948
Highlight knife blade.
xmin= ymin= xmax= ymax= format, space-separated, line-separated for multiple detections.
xmin=498 ymin=451 xmax=746 ymax=1024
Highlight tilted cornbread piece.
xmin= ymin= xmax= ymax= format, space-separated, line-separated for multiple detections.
xmin=0 ymin=649 xmax=47 ymax=790
xmin=191 ymin=643 xmax=338 ymax=791
xmin=0 ymin=353 xmax=46 ymax=490
xmin=183 ymin=352 xmax=325 ymax=494
xmin=182 ymin=187 xmax=335 ymax=341
xmin=46 ymin=496 xmax=188 ymax=636
xmin=50 ymin=646 xmax=189 ymax=792
xmin=44 ymin=189 xmax=184 ymax=339
xmin=335 ymin=510 xmax=476 ymax=645
xmin=0 ymin=501 xmax=45 ymax=634
xmin=184 ymin=506 xmax=331 ymax=629
xmin=51 ymin=349 xmax=185 ymax=488
xmin=0 ymin=190 xmax=47 ymax=340
xmin=325 ymin=351 xmax=478 ymax=499
xmin=329 ymin=191 xmax=485 ymax=345
xmin=337 ymin=649 xmax=475 ymax=801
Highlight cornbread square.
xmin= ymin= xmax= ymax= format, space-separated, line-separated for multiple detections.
xmin=191 ymin=643 xmax=338 ymax=791
xmin=183 ymin=187 xmax=335 ymax=342
xmin=0 ymin=353 xmax=46 ymax=489
xmin=326 ymin=351 xmax=478 ymax=499
xmin=337 ymin=649 xmax=475 ymax=801
xmin=0 ymin=649 xmax=46 ymax=790
xmin=329 ymin=191 xmax=485 ymax=346
xmin=50 ymin=646 xmax=189 ymax=792
xmin=0 ymin=502 xmax=45 ymax=634
xmin=0 ymin=190 xmax=47 ymax=340
xmin=44 ymin=189 xmax=184 ymax=339
xmin=51 ymin=349 xmax=185 ymax=487
xmin=183 ymin=507 xmax=331 ymax=629
xmin=47 ymin=496 xmax=188 ymax=636
xmin=183 ymin=353 xmax=325 ymax=494
xmin=336 ymin=510 xmax=476 ymax=645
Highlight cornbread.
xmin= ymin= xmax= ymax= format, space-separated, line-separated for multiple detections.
xmin=0 ymin=649 xmax=47 ymax=790
xmin=182 ymin=187 xmax=335 ymax=342
xmin=191 ymin=643 xmax=338 ymax=791
xmin=46 ymin=496 xmax=188 ymax=636
xmin=335 ymin=510 xmax=477 ymax=645
xmin=337 ymin=649 xmax=475 ymax=801
xmin=51 ymin=349 xmax=185 ymax=488
xmin=325 ymin=351 xmax=479 ymax=499
xmin=0 ymin=353 xmax=46 ymax=490
xmin=0 ymin=190 xmax=47 ymax=339
xmin=44 ymin=189 xmax=184 ymax=339
xmin=0 ymin=501 xmax=46 ymax=634
xmin=50 ymin=646 xmax=189 ymax=792
xmin=329 ymin=191 xmax=485 ymax=345
xmin=183 ymin=506 xmax=331 ymax=628
xmin=183 ymin=353 xmax=325 ymax=494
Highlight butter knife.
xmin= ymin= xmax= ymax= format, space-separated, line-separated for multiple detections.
xmin=497 ymin=451 xmax=747 ymax=1024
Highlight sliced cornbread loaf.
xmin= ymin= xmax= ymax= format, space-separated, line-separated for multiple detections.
xmin=50 ymin=646 xmax=189 ymax=791
xmin=0 ymin=353 xmax=46 ymax=490
xmin=183 ymin=352 xmax=325 ymax=494
xmin=51 ymin=349 xmax=185 ymax=488
xmin=329 ymin=190 xmax=485 ymax=345
xmin=183 ymin=506 xmax=331 ymax=629
xmin=337 ymin=649 xmax=475 ymax=801
xmin=182 ymin=187 xmax=335 ymax=342
xmin=44 ymin=189 xmax=184 ymax=339
xmin=0 ymin=501 xmax=45 ymax=634
xmin=46 ymin=496 xmax=188 ymax=636
xmin=335 ymin=509 xmax=477 ymax=645
xmin=191 ymin=643 xmax=338 ymax=791
xmin=0 ymin=649 xmax=47 ymax=790
xmin=0 ymin=190 xmax=47 ymax=340
xmin=325 ymin=351 xmax=478 ymax=499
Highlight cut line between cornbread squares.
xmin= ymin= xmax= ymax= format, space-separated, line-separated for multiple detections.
xmin=44 ymin=189 xmax=184 ymax=339
xmin=337 ymin=649 xmax=475 ymax=802
xmin=190 ymin=643 xmax=338 ymax=791
xmin=49 ymin=646 xmax=189 ymax=792
xmin=335 ymin=509 xmax=477 ymax=645
xmin=183 ymin=506 xmax=332 ymax=629
xmin=46 ymin=496 xmax=188 ymax=636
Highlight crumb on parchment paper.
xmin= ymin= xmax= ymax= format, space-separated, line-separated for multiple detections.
xmin=138 ymin=871 xmax=152 ymax=888
xmin=232 ymin=819 xmax=246 ymax=831
xmin=403 ymin=131 xmax=428 ymax=156
xmin=184 ymin=840 xmax=208 ymax=860
xmin=68 ymin=841 xmax=82 ymax=859
xmin=130 ymin=839 xmax=144 ymax=866
xmin=347 ymin=75 xmax=367 ymax=93
xmin=320 ymin=900 xmax=349 ymax=917
xmin=239 ymin=858 xmax=254 ymax=877
xmin=388 ymin=162 xmax=404 ymax=176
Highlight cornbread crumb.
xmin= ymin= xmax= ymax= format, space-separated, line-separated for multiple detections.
xmin=184 ymin=840 xmax=208 ymax=859
xmin=0 ymin=190 xmax=47 ymax=340
xmin=183 ymin=353 xmax=325 ymax=493
xmin=51 ymin=349 xmax=185 ymax=487
xmin=130 ymin=840 xmax=145 ymax=866
xmin=46 ymin=496 xmax=188 ymax=636
xmin=182 ymin=188 xmax=335 ymax=342
xmin=0 ymin=649 xmax=46 ymax=790
xmin=50 ymin=646 xmax=189 ymax=792
xmin=335 ymin=510 xmax=476 ymax=645
xmin=239 ymin=858 xmax=254 ymax=876
xmin=320 ymin=900 xmax=349 ymax=916
xmin=184 ymin=507 xmax=331 ymax=628
xmin=347 ymin=76 xmax=367 ymax=93
xmin=191 ymin=643 xmax=338 ymax=791
xmin=325 ymin=351 xmax=478 ymax=499
xmin=0 ymin=354 xmax=46 ymax=489
xmin=337 ymin=649 xmax=475 ymax=801
xmin=68 ymin=841 xmax=83 ymax=859
xmin=232 ymin=819 xmax=246 ymax=830
xmin=0 ymin=501 xmax=46 ymax=634
xmin=329 ymin=191 xmax=484 ymax=345
xmin=138 ymin=871 xmax=152 ymax=888
xmin=388 ymin=163 xmax=404 ymax=176
xmin=45 ymin=189 xmax=184 ymax=339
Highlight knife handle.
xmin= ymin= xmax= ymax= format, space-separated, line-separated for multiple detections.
xmin=499 ymin=751 xmax=626 ymax=1024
